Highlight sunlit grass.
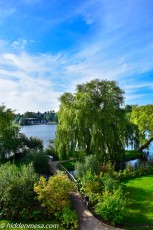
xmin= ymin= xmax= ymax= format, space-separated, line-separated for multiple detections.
xmin=123 ymin=175 xmax=153 ymax=229
xmin=61 ymin=160 xmax=77 ymax=171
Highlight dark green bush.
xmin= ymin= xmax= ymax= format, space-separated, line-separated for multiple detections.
xmin=0 ymin=163 xmax=38 ymax=219
xmin=21 ymin=151 xmax=50 ymax=175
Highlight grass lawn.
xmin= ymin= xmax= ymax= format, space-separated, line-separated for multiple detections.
xmin=123 ymin=175 xmax=153 ymax=229
xmin=61 ymin=160 xmax=77 ymax=171
xmin=125 ymin=150 xmax=141 ymax=161
xmin=0 ymin=220 xmax=65 ymax=230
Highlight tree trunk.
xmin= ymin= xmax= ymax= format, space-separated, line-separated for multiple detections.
xmin=138 ymin=136 xmax=153 ymax=152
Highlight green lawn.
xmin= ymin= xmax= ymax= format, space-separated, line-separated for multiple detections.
xmin=123 ymin=175 xmax=153 ymax=229
xmin=61 ymin=160 xmax=77 ymax=171
xmin=125 ymin=150 xmax=141 ymax=161
xmin=0 ymin=220 xmax=65 ymax=230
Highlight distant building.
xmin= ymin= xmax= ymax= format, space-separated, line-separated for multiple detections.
xmin=22 ymin=118 xmax=47 ymax=125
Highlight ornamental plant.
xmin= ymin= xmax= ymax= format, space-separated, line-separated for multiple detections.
xmin=34 ymin=173 xmax=75 ymax=214
xmin=94 ymin=187 xmax=128 ymax=225
xmin=56 ymin=206 xmax=78 ymax=230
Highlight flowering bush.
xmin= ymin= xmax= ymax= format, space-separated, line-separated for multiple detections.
xmin=34 ymin=173 xmax=75 ymax=214
xmin=34 ymin=173 xmax=78 ymax=228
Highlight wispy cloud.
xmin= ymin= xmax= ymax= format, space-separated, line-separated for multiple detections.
xmin=0 ymin=44 xmax=62 ymax=112
xmin=11 ymin=39 xmax=28 ymax=50
xmin=0 ymin=0 xmax=153 ymax=112
xmin=0 ymin=35 xmax=153 ymax=112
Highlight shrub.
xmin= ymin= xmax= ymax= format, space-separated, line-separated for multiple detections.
xmin=113 ymin=165 xmax=153 ymax=180
xmin=99 ymin=162 xmax=115 ymax=176
xmin=79 ymin=171 xmax=121 ymax=206
xmin=18 ymin=134 xmax=43 ymax=151
xmin=75 ymin=155 xmax=100 ymax=178
xmin=94 ymin=187 xmax=128 ymax=225
xmin=21 ymin=151 xmax=50 ymax=175
xmin=79 ymin=169 xmax=102 ymax=204
xmin=34 ymin=173 xmax=75 ymax=214
xmin=0 ymin=163 xmax=38 ymax=219
xmin=34 ymin=173 xmax=78 ymax=228
xmin=56 ymin=206 xmax=78 ymax=230
xmin=102 ymin=173 xmax=119 ymax=193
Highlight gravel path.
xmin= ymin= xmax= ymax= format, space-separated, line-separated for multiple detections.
xmin=49 ymin=161 xmax=123 ymax=230
xmin=70 ymin=192 xmax=123 ymax=230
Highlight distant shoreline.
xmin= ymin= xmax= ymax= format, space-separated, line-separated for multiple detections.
xmin=20 ymin=122 xmax=58 ymax=126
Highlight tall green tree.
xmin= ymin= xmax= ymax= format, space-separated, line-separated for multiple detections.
xmin=130 ymin=104 xmax=153 ymax=151
xmin=0 ymin=105 xmax=19 ymax=159
xmin=55 ymin=79 xmax=128 ymax=164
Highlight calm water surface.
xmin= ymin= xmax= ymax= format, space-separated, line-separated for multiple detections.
xmin=20 ymin=125 xmax=57 ymax=148
xmin=126 ymin=142 xmax=153 ymax=169
xmin=20 ymin=125 xmax=153 ymax=169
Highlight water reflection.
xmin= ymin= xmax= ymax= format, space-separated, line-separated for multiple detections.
xmin=126 ymin=143 xmax=153 ymax=169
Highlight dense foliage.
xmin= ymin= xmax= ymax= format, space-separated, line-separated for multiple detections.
xmin=75 ymin=155 xmax=100 ymax=178
xmin=0 ymin=105 xmax=44 ymax=160
xmin=0 ymin=163 xmax=38 ymax=220
xmin=15 ymin=110 xmax=58 ymax=125
xmin=34 ymin=173 xmax=75 ymax=214
xmin=94 ymin=188 xmax=128 ymax=225
xmin=130 ymin=104 xmax=153 ymax=151
xmin=55 ymin=79 xmax=130 ymax=164
xmin=21 ymin=151 xmax=51 ymax=175
xmin=0 ymin=105 xmax=19 ymax=159
xmin=34 ymin=173 xmax=78 ymax=229
xmin=57 ymin=206 xmax=78 ymax=230
xmin=113 ymin=164 xmax=153 ymax=180
xmin=76 ymin=167 xmax=128 ymax=225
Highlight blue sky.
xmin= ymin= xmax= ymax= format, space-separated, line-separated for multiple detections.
xmin=0 ymin=0 xmax=153 ymax=113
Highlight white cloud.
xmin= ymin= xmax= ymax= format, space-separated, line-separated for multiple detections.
xmin=2 ymin=42 xmax=152 ymax=112
xmin=11 ymin=40 xmax=27 ymax=50
xmin=0 ymin=42 xmax=152 ymax=113
xmin=0 ymin=0 xmax=153 ymax=114
xmin=125 ymin=93 xmax=145 ymax=105
xmin=0 ymin=49 xmax=62 ymax=113
xmin=125 ymin=82 xmax=153 ymax=90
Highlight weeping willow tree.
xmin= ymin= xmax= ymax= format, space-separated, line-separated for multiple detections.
xmin=55 ymin=79 xmax=130 ymax=164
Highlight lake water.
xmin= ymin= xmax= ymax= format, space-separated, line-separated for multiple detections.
xmin=126 ymin=142 xmax=153 ymax=169
xmin=20 ymin=124 xmax=153 ymax=169
xmin=20 ymin=125 xmax=57 ymax=148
